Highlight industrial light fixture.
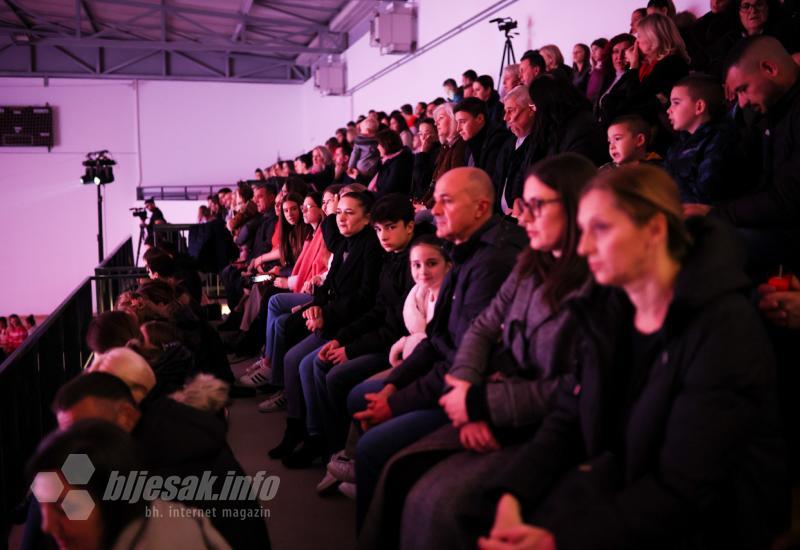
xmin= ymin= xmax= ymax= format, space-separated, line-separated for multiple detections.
xmin=80 ymin=150 xmax=117 ymax=262
xmin=11 ymin=32 xmax=32 ymax=45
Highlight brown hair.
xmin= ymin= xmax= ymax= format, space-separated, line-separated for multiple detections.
xmin=584 ymin=164 xmax=693 ymax=261
xmin=518 ymin=153 xmax=596 ymax=311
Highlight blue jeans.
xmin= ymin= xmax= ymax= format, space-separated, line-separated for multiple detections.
xmin=265 ymin=293 xmax=311 ymax=387
xmin=312 ymin=353 xmax=389 ymax=453
xmin=347 ymin=379 xmax=449 ymax=530
xmin=283 ymin=333 xmax=328 ymax=425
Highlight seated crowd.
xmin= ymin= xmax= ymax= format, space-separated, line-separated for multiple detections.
xmin=20 ymin=1 xmax=800 ymax=548
xmin=0 ymin=314 xmax=37 ymax=360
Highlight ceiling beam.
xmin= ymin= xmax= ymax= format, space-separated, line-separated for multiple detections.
xmin=88 ymin=0 xmax=331 ymax=33
xmin=81 ymin=0 xmax=100 ymax=34
xmin=0 ymin=32 xmax=342 ymax=55
xmin=231 ymin=0 xmax=254 ymax=42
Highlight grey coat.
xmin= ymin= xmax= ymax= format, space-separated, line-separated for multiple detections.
xmin=358 ymin=267 xmax=593 ymax=550
xmin=450 ymin=264 xmax=593 ymax=428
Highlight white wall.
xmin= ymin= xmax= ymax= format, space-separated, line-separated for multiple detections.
xmin=0 ymin=78 xmax=307 ymax=315
xmin=0 ymin=0 xmax=709 ymax=315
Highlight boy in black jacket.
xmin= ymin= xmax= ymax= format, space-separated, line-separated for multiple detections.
xmin=665 ymin=74 xmax=747 ymax=204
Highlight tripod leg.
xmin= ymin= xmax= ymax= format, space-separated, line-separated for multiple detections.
xmin=135 ymin=227 xmax=145 ymax=267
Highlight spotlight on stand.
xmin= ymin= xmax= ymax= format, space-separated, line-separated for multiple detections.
xmin=80 ymin=150 xmax=116 ymax=262
xmin=80 ymin=150 xmax=116 ymax=185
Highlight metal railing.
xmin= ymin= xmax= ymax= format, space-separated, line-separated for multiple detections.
xmin=0 ymin=279 xmax=92 ymax=548
xmin=0 ymin=237 xmax=139 ymax=547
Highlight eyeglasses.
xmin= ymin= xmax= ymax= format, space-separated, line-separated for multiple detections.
xmin=514 ymin=196 xmax=561 ymax=218
xmin=739 ymin=1 xmax=766 ymax=11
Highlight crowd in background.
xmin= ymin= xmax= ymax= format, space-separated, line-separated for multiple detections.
xmin=15 ymin=0 xmax=800 ymax=549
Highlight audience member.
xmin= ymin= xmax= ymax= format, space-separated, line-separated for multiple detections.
xmin=348 ymin=168 xmax=526 ymax=528
xmin=411 ymin=117 xmax=441 ymax=203
xmin=28 ymin=420 xmax=234 ymax=550
xmin=4 ymin=314 xmax=28 ymax=355
xmin=705 ymin=36 xmax=800 ymax=273
xmin=453 ymin=97 xmax=511 ymax=188
xmin=540 ymin=44 xmax=574 ymax=81
xmin=472 ymin=75 xmax=504 ymax=124
xmin=478 ymin=164 xmax=785 ymax=550
xmin=361 ymin=154 xmax=598 ymax=550
xmin=572 ymin=43 xmax=592 ymax=93
xmin=370 ymin=129 xmax=414 ymax=197
xmin=349 ymin=118 xmax=381 ymax=182
xmin=665 ymin=74 xmax=746 ymax=204
xmin=519 ymin=50 xmax=546 ymax=86
xmin=389 ymin=113 xmax=414 ymax=149
xmin=500 ymin=64 xmax=521 ymax=98
xmin=495 ymin=85 xmax=536 ymax=214
xmin=604 ymin=114 xmax=659 ymax=169
xmin=596 ymin=33 xmax=637 ymax=125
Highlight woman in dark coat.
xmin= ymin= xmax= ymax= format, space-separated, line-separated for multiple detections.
xmin=599 ymin=14 xmax=690 ymax=153
xmin=478 ymin=165 xmax=786 ymax=550
xmin=372 ymin=129 xmax=414 ymax=198
xmin=357 ymin=154 xmax=598 ymax=550
xmin=528 ymin=76 xmax=609 ymax=167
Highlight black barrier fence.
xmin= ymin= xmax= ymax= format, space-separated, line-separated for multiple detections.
xmin=0 ymin=237 xmax=139 ymax=548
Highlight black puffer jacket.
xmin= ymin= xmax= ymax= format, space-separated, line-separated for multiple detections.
xmin=487 ymin=217 xmax=786 ymax=550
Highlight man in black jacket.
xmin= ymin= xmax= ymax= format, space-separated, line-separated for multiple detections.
xmin=349 ymin=167 xmax=527 ymax=527
xmin=219 ymin=182 xmax=277 ymax=316
xmin=692 ymin=36 xmax=800 ymax=274
xmin=495 ymin=85 xmax=536 ymax=215
xmin=453 ymin=98 xmax=511 ymax=189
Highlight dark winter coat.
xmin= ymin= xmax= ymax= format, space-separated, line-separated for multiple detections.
xmin=485 ymin=217 xmax=786 ymax=550
xmin=335 ymin=245 xmax=414 ymax=358
xmin=664 ymin=120 xmax=747 ymax=204
xmin=374 ymin=148 xmax=414 ymax=198
xmin=385 ymin=215 xmax=527 ymax=415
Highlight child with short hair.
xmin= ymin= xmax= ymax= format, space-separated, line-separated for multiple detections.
xmin=665 ymin=74 xmax=743 ymax=204
xmin=603 ymin=114 xmax=661 ymax=170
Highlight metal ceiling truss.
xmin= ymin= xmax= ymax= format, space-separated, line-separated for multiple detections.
xmin=0 ymin=0 xmax=371 ymax=83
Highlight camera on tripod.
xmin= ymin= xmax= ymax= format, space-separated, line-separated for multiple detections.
xmin=130 ymin=207 xmax=148 ymax=221
xmin=490 ymin=17 xmax=518 ymax=35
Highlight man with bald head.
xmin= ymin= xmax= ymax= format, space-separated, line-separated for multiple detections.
xmin=349 ymin=167 xmax=527 ymax=527
xmin=700 ymin=36 xmax=800 ymax=272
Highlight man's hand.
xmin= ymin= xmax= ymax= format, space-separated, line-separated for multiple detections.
xmin=459 ymin=421 xmax=501 ymax=453
xmin=352 ymin=384 xmax=396 ymax=431
xmin=327 ymin=346 xmax=348 ymax=365
xmin=439 ymin=374 xmax=472 ymax=427
xmin=477 ymin=494 xmax=556 ymax=550
xmin=758 ymin=275 xmax=800 ymax=329
xmin=683 ymin=203 xmax=712 ymax=218
xmin=303 ymin=305 xmax=324 ymax=332
xmin=318 ymin=340 xmax=341 ymax=361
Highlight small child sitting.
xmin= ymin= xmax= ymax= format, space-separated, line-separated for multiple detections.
xmin=602 ymin=114 xmax=661 ymax=170
xmin=665 ymin=74 xmax=743 ymax=205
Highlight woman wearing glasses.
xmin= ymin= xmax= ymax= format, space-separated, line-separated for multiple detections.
xmin=708 ymin=0 xmax=787 ymax=77
xmin=358 ymin=153 xmax=598 ymax=550
xmin=478 ymin=165 xmax=785 ymax=550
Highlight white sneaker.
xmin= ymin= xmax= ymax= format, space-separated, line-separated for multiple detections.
xmin=257 ymin=390 xmax=287 ymax=412
xmin=236 ymin=359 xmax=272 ymax=387
xmin=327 ymin=451 xmax=355 ymax=483
xmin=338 ymin=482 xmax=356 ymax=499
xmin=241 ymin=358 xmax=268 ymax=377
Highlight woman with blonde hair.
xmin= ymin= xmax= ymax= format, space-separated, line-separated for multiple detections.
xmin=603 ymin=13 xmax=689 ymax=153
xmin=539 ymin=44 xmax=574 ymax=82
xmin=478 ymin=164 xmax=785 ymax=550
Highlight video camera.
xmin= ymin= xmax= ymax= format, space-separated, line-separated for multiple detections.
xmin=490 ymin=17 xmax=518 ymax=35
xmin=130 ymin=207 xmax=148 ymax=221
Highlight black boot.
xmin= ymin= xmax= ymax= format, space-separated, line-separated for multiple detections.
xmin=282 ymin=434 xmax=326 ymax=469
xmin=268 ymin=418 xmax=305 ymax=459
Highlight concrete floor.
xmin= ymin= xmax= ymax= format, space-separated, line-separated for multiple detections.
xmin=227 ymin=357 xmax=356 ymax=550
